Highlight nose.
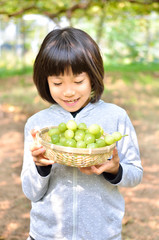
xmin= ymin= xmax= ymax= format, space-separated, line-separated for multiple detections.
xmin=63 ymin=88 xmax=75 ymax=97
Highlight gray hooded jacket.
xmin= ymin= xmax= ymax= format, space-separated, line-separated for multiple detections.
xmin=21 ymin=100 xmax=143 ymax=240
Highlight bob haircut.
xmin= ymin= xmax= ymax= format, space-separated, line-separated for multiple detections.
xmin=33 ymin=27 xmax=104 ymax=104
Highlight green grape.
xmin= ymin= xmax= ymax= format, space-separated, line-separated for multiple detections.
xmin=104 ymin=135 xmax=115 ymax=145
xmin=64 ymin=129 xmax=74 ymax=139
xmin=96 ymin=138 xmax=106 ymax=148
xmin=78 ymin=123 xmax=87 ymax=130
xmin=74 ymin=130 xmax=85 ymax=141
xmin=111 ymin=132 xmax=122 ymax=141
xmin=111 ymin=132 xmax=128 ymax=142
xmin=59 ymin=132 xmax=65 ymax=138
xmin=88 ymin=124 xmax=101 ymax=135
xmin=66 ymin=120 xmax=77 ymax=131
xmin=84 ymin=133 xmax=95 ymax=144
xmin=59 ymin=137 xmax=67 ymax=146
xmin=94 ymin=131 xmax=102 ymax=139
xmin=47 ymin=121 xmax=117 ymax=150
xmin=76 ymin=140 xmax=87 ymax=148
xmin=85 ymin=129 xmax=89 ymax=134
xmin=58 ymin=122 xmax=67 ymax=132
xmin=94 ymin=126 xmax=104 ymax=138
xmin=65 ymin=139 xmax=77 ymax=148
xmin=51 ymin=134 xmax=60 ymax=144
xmin=87 ymin=143 xmax=98 ymax=149
xmin=48 ymin=128 xmax=60 ymax=136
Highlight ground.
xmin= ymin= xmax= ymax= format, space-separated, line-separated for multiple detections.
xmin=0 ymin=74 xmax=159 ymax=240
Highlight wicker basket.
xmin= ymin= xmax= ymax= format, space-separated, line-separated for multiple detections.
xmin=37 ymin=126 xmax=116 ymax=167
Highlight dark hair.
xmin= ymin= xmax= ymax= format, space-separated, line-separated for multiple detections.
xmin=33 ymin=27 xmax=104 ymax=104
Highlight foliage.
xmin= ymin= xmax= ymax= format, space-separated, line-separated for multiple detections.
xmin=0 ymin=0 xmax=159 ymax=71
xmin=0 ymin=0 xmax=159 ymax=20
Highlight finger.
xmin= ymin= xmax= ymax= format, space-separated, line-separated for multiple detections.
xmin=30 ymin=129 xmax=40 ymax=145
xmin=34 ymin=158 xmax=55 ymax=166
xmin=31 ymin=147 xmax=46 ymax=157
xmin=78 ymin=167 xmax=93 ymax=175
xmin=113 ymin=147 xmax=118 ymax=156
xmin=30 ymin=129 xmax=38 ymax=139
xmin=30 ymin=143 xmax=43 ymax=151
xmin=90 ymin=165 xmax=107 ymax=175
xmin=112 ymin=147 xmax=119 ymax=163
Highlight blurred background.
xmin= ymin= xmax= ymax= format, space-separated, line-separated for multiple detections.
xmin=0 ymin=0 xmax=159 ymax=239
xmin=1 ymin=0 xmax=159 ymax=71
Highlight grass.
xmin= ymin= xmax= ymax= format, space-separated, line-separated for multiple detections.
xmin=104 ymin=62 xmax=159 ymax=72
xmin=106 ymin=71 xmax=159 ymax=85
xmin=104 ymin=62 xmax=159 ymax=85
xmin=0 ymin=65 xmax=33 ymax=78
xmin=0 ymin=62 xmax=158 ymax=79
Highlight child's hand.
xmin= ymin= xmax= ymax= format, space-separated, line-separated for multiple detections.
xmin=30 ymin=129 xmax=55 ymax=166
xmin=79 ymin=147 xmax=120 ymax=175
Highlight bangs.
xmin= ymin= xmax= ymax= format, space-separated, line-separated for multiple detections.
xmin=43 ymin=38 xmax=89 ymax=76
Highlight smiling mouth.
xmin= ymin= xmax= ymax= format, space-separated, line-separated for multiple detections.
xmin=64 ymin=98 xmax=79 ymax=104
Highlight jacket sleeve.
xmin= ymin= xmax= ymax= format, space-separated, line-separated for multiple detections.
xmin=21 ymin=122 xmax=52 ymax=202
xmin=116 ymin=113 xmax=143 ymax=187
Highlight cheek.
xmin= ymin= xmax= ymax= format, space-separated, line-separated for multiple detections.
xmin=84 ymin=84 xmax=91 ymax=95
xmin=80 ymin=81 xmax=91 ymax=92
xmin=49 ymin=87 xmax=59 ymax=98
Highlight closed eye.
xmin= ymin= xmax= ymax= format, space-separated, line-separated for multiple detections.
xmin=75 ymin=80 xmax=84 ymax=84
xmin=53 ymin=82 xmax=62 ymax=86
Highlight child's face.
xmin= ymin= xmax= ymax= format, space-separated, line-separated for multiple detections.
xmin=48 ymin=70 xmax=92 ymax=112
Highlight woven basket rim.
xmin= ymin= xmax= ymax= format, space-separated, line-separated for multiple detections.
xmin=37 ymin=126 xmax=116 ymax=155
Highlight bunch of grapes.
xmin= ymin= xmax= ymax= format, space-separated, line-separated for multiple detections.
xmin=47 ymin=120 xmax=127 ymax=149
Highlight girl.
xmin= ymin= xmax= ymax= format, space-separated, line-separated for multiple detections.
xmin=21 ymin=27 xmax=143 ymax=240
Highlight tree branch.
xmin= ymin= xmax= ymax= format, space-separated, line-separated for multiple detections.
xmin=128 ymin=0 xmax=159 ymax=4
xmin=46 ymin=1 xmax=92 ymax=20
xmin=0 ymin=5 xmax=36 ymax=17
xmin=0 ymin=0 xmax=158 ymax=19
xmin=0 ymin=1 xmax=92 ymax=19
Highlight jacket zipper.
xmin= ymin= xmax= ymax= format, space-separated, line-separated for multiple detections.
xmin=72 ymin=167 xmax=78 ymax=240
